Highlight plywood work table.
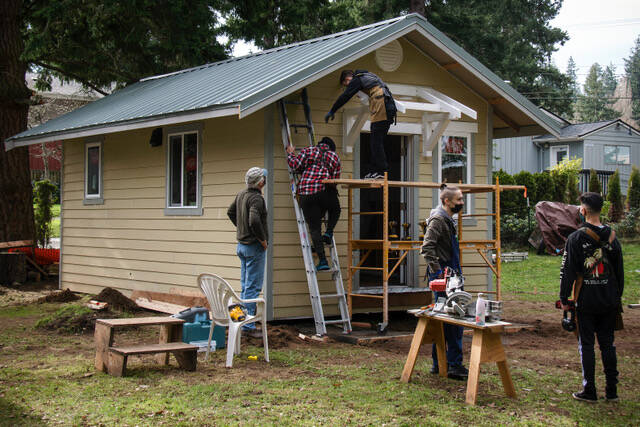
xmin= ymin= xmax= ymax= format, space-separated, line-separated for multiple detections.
xmin=400 ymin=312 xmax=516 ymax=405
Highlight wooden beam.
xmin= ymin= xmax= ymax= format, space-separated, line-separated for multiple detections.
xmin=443 ymin=62 xmax=461 ymax=70
xmin=489 ymin=97 xmax=508 ymax=105
xmin=493 ymin=108 xmax=520 ymax=132
xmin=342 ymin=106 xmax=369 ymax=154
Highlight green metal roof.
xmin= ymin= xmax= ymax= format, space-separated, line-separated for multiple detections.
xmin=6 ymin=13 xmax=561 ymax=149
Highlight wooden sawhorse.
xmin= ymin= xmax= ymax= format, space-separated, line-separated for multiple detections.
xmin=401 ymin=313 xmax=516 ymax=405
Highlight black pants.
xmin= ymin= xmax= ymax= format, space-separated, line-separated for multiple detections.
xmin=369 ymin=120 xmax=392 ymax=174
xmin=298 ymin=189 xmax=341 ymax=261
xmin=577 ymin=310 xmax=618 ymax=394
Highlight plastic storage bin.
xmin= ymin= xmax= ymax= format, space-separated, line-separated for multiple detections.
xmin=173 ymin=306 xmax=225 ymax=349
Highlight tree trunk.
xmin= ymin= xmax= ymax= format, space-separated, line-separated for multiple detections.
xmin=410 ymin=0 xmax=426 ymax=16
xmin=0 ymin=253 xmax=27 ymax=285
xmin=0 ymin=0 xmax=35 ymax=243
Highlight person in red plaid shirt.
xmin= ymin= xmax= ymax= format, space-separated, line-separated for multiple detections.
xmin=286 ymin=137 xmax=341 ymax=271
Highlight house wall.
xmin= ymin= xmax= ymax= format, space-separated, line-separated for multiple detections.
xmin=582 ymin=124 xmax=640 ymax=193
xmin=60 ymin=113 xmax=266 ymax=298
xmin=60 ymin=38 xmax=497 ymax=320
xmin=492 ymin=136 xmax=539 ymax=174
xmin=541 ymin=141 xmax=584 ymax=171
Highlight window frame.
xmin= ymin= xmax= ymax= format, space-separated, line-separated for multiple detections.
xmin=550 ymin=144 xmax=569 ymax=168
xmin=437 ymin=133 xmax=473 ymax=209
xmin=604 ymin=144 xmax=630 ymax=165
xmin=164 ymin=123 xmax=203 ymax=216
xmin=83 ymin=139 xmax=104 ymax=205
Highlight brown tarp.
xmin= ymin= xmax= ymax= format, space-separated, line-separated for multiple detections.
xmin=528 ymin=201 xmax=581 ymax=255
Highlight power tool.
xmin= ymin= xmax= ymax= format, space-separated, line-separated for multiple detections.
xmin=555 ymin=300 xmax=576 ymax=332
xmin=228 ymin=304 xmax=247 ymax=322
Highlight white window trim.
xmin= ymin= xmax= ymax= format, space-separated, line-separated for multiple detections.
xmin=164 ymin=124 xmax=203 ymax=216
xmin=437 ymin=133 xmax=473 ymax=208
xmin=604 ymin=144 xmax=631 ymax=165
xmin=83 ymin=139 xmax=103 ymax=205
xmin=550 ymin=144 xmax=569 ymax=167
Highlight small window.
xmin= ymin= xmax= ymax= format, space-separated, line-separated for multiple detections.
xmin=438 ymin=134 xmax=473 ymax=210
xmin=165 ymin=127 xmax=202 ymax=215
xmin=84 ymin=140 xmax=103 ymax=205
xmin=604 ymin=145 xmax=630 ymax=165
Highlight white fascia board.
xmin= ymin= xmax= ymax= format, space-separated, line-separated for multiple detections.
xmin=411 ymin=26 xmax=560 ymax=138
xmin=238 ymin=26 xmax=417 ymax=119
xmin=5 ymin=106 xmax=239 ymax=150
xmin=360 ymin=119 xmax=477 ymax=135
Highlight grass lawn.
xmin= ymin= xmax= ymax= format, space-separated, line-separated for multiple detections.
xmin=0 ymin=242 xmax=638 ymax=426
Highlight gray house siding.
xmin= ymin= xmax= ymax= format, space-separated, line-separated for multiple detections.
xmin=493 ymin=136 xmax=539 ymax=174
xmin=582 ymin=124 xmax=639 ymax=194
xmin=541 ymin=140 xmax=584 ymax=171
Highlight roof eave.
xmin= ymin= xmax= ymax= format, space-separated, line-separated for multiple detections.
xmin=4 ymin=105 xmax=240 ymax=151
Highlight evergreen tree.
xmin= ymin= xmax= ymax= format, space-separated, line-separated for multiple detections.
xmin=575 ymin=63 xmax=621 ymax=122
xmin=588 ymin=168 xmax=602 ymax=194
xmin=566 ymin=173 xmax=580 ymax=205
xmin=624 ymin=35 xmax=640 ymax=122
xmin=627 ymin=166 xmax=640 ymax=210
xmin=564 ymin=56 xmax=580 ymax=121
xmin=607 ymin=169 xmax=624 ymax=222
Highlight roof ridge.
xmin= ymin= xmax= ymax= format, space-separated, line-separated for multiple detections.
xmin=141 ymin=14 xmax=414 ymax=82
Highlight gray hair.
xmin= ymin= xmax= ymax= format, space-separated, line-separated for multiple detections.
xmin=245 ymin=167 xmax=267 ymax=188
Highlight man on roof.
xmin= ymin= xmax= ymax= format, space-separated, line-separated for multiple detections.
xmin=325 ymin=70 xmax=396 ymax=180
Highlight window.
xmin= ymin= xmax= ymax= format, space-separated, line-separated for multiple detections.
xmin=84 ymin=140 xmax=103 ymax=204
xmin=550 ymin=145 xmax=568 ymax=167
xmin=437 ymin=134 xmax=473 ymax=211
xmin=604 ymin=145 xmax=630 ymax=165
xmin=165 ymin=126 xmax=202 ymax=215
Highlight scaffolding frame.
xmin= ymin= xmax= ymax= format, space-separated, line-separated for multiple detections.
xmin=325 ymin=175 xmax=524 ymax=328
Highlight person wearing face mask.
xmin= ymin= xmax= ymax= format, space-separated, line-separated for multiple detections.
xmin=559 ymin=192 xmax=624 ymax=403
xmin=420 ymin=184 xmax=468 ymax=380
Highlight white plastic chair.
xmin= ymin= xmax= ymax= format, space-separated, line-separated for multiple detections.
xmin=198 ymin=273 xmax=269 ymax=368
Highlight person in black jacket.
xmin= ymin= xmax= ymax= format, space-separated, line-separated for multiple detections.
xmin=325 ymin=69 xmax=396 ymax=179
xmin=559 ymin=192 xmax=624 ymax=403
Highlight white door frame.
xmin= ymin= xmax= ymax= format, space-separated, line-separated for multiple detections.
xmin=550 ymin=144 xmax=569 ymax=167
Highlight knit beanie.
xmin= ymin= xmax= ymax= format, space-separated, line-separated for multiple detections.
xmin=245 ymin=167 xmax=267 ymax=188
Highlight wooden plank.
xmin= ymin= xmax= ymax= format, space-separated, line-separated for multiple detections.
xmin=136 ymin=298 xmax=189 ymax=315
xmin=401 ymin=317 xmax=429 ymax=383
xmin=107 ymin=352 xmax=127 ymax=377
xmin=110 ymin=342 xmax=198 ymax=355
xmin=131 ymin=290 xmax=207 ymax=310
xmin=0 ymin=240 xmax=33 ymax=249
xmin=466 ymin=329 xmax=484 ymax=405
xmin=94 ymin=323 xmax=114 ymax=372
xmin=417 ymin=313 xmax=507 ymax=332
xmin=96 ymin=317 xmax=184 ymax=327
xmin=173 ymin=349 xmax=197 ymax=371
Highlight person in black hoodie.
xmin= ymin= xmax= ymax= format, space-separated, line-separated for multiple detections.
xmin=559 ymin=192 xmax=624 ymax=403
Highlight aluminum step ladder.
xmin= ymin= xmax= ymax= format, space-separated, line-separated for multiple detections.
xmin=277 ymin=88 xmax=351 ymax=336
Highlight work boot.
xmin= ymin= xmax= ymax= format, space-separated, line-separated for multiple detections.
xmin=605 ymin=386 xmax=619 ymax=402
xmin=572 ymin=390 xmax=597 ymax=403
xmin=322 ymin=231 xmax=333 ymax=245
xmin=447 ymin=365 xmax=468 ymax=380
xmin=316 ymin=258 xmax=330 ymax=271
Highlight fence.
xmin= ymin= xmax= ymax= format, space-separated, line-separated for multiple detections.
xmin=578 ymin=169 xmax=614 ymax=196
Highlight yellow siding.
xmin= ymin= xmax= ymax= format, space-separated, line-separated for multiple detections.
xmin=61 ymin=37 xmax=495 ymax=320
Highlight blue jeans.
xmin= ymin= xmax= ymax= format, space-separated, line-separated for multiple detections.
xmin=237 ymin=242 xmax=266 ymax=330
xmin=432 ymin=291 xmax=464 ymax=369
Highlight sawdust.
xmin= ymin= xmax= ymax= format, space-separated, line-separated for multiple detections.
xmin=94 ymin=287 xmax=140 ymax=312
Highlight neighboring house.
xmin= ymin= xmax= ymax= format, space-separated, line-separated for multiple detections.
xmin=5 ymin=14 xmax=562 ymax=321
xmin=494 ymin=116 xmax=640 ymax=194
xmin=26 ymin=73 xmax=99 ymax=183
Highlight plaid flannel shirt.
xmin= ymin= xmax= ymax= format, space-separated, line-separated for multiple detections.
xmin=287 ymin=144 xmax=341 ymax=195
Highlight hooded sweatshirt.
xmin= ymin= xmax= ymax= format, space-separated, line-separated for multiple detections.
xmin=559 ymin=222 xmax=624 ymax=313
xmin=420 ymin=205 xmax=458 ymax=275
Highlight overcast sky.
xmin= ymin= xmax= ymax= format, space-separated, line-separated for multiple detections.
xmin=551 ymin=0 xmax=640 ymax=84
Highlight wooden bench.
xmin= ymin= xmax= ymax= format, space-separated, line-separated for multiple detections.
xmin=95 ymin=316 xmax=197 ymax=376
xmin=108 ymin=342 xmax=198 ymax=377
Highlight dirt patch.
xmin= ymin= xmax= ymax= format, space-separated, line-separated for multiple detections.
xmin=94 ymin=287 xmax=140 ymax=312
xmin=245 ymin=324 xmax=309 ymax=349
xmin=36 ymin=288 xmax=79 ymax=304
xmin=36 ymin=304 xmax=122 ymax=334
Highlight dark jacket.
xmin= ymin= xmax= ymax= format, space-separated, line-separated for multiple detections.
xmin=420 ymin=206 xmax=457 ymax=274
xmin=227 ymin=188 xmax=268 ymax=245
xmin=329 ymin=70 xmax=395 ymax=123
xmin=559 ymin=222 xmax=624 ymax=313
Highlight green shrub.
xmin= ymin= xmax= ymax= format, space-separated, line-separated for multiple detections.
xmin=549 ymin=157 xmax=582 ymax=203
xmin=627 ymin=166 xmax=640 ymax=210
xmin=612 ymin=208 xmax=639 ymax=238
xmin=601 ymin=200 xmax=611 ymax=223
xmin=532 ymin=171 xmax=554 ymax=203
xmin=33 ymin=180 xmax=58 ymax=248
xmin=513 ymin=170 xmax=536 ymax=208
xmin=566 ymin=173 xmax=580 ymax=205
xmin=588 ymin=168 xmax=602 ymax=194
xmin=493 ymin=170 xmax=522 ymax=215
xmin=500 ymin=213 xmax=536 ymax=249
xmin=607 ymin=169 xmax=624 ymax=222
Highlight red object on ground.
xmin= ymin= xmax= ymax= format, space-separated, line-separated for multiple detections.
xmin=429 ymin=278 xmax=447 ymax=292
xmin=8 ymin=247 xmax=60 ymax=265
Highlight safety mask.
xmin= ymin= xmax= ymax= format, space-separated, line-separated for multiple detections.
xmin=451 ymin=203 xmax=464 ymax=214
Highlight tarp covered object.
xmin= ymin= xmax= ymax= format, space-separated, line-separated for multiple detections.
xmin=529 ymin=201 xmax=581 ymax=255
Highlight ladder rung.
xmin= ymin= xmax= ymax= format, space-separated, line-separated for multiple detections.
xmin=319 ymin=293 xmax=343 ymax=298
xmin=324 ymin=319 xmax=348 ymax=325
xmin=349 ymin=293 xmax=384 ymax=299
xmin=290 ymin=124 xmax=311 ymax=129
xmin=316 ymin=269 xmax=337 ymax=274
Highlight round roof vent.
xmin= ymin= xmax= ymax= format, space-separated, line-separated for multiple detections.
xmin=375 ymin=40 xmax=403 ymax=72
